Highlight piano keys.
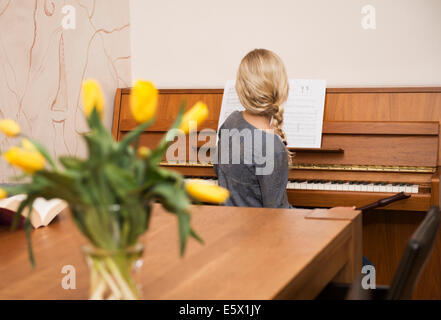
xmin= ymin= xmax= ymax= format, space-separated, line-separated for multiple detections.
xmin=185 ymin=177 xmax=420 ymax=194
xmin=287 ymin=180 xmax=419 ymax=193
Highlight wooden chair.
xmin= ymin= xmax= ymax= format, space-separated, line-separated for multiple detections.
xmin=318 ymin=206 xmax=441 ymax=300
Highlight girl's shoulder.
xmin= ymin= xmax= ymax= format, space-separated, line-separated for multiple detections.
xmin=219 ymin=111 xmax=246 ymax=130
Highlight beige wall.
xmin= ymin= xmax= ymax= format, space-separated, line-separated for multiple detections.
xmin=0 ymin=0 xmax=131 ymax=182
xmin=130 ymin=0 xmax=441 ymax=88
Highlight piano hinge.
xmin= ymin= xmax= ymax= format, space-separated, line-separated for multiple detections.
xmin=160 ymin=162 xmax=436 ymax=173
xmin=290 ymin=164 xmax=436 ymax=173
xmin=160 ymin=161 xmax=214 ymax=168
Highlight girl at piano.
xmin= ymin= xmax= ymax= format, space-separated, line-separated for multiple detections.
xmin=214 ymin=49 xmax=293 ymax=208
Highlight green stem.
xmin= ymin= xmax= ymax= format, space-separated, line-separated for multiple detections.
xmin=105 ymin=257 xmax=139 ymax=300
xmin=93 ymin=258 xmax=123 ymax=299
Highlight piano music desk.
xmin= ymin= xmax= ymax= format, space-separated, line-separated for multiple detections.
xmin=0 ymin=205 xmax=361 ymax=300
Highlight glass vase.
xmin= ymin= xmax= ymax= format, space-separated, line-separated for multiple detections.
xmin=81 ymin=243 xmax=144 ymax=300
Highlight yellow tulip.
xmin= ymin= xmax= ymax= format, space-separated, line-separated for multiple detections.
xmin=186 ymin=180 xmax=230 ymax=204
xmin=82 ymin=79 xmax=105 ymax=117
xmin=179 ymin=102 xmax=209 ymax=134
xmin=22 ymin=139 xmax=37 ymax=152
xmin=138 ymin=146 xmax=151 ymax=159
xmin=0 ymin=119 xmax=21 ymax=137
xmin=0 ymin=188 xmax=7 ymax=199
xmin=130 ymin=80 xmax=158 ymax=123
xmin=3 ymin=146 xmax=46 ymax=174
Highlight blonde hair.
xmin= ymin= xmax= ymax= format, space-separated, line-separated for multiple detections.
xmin=236 ymin=49 xmax=291 ymax=158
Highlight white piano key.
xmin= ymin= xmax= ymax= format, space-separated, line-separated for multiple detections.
xmin=405 ymin=184 xmax=413 ymax=193
xmin=319 ymin=182 xmax=326 ymax=190
xmin=324 ymin=182 xmax=333 ymax=191
xmin=411 ymin=185 xmax=419 ymax=193
xmin=385 ymin=184 xmax=394 ymax=192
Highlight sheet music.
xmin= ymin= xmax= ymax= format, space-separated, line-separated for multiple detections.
xmin=218 ymin=79 xmax=326 ymax=148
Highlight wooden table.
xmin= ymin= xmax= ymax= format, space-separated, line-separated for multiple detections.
xmin=0 ymin=205 xmax=361 ymax=300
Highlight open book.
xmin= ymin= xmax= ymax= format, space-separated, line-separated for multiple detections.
xmin=0 ymin=195 xmax=67 ymax=228
xmin=219 ymin=79 xmax=327 ymax=148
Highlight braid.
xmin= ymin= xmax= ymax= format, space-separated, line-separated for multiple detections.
xmin=272 ymin=104 xmax=293 ymax=164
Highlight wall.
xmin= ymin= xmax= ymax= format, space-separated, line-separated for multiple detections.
xmin=130 ymin=0 xmax=441 ymax=88
xmin=0 ymin=0 xmax=131 ymax=182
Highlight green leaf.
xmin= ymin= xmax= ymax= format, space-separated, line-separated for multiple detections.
xmin=118 ymin=119 xmax=155 ymax=153
xmin=26 ymin=138 xmax=57 ymax=170
xmin=178 ymin=212 xmax=191 ymax=256
xmin=149 ymin=102 xmax=186 ymax=165
xmin=10 ymin=196 xmax=33 ymax=231
xmin=151 ymin=183 xmax=190 ymax=212
xmin=25 ymin=214 xmax=35 ymax=268
xmin=87 ymin=107 xmax=103 ymax=132
xmin=190 ymin=228 xmax=204 ymax=245
xmin=59 ymin=156 xmax=84 ymax=171
xmin=104 ymin=163 xmax=137 ymax=199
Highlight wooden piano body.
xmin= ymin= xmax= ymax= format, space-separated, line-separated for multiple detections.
xmin=113 ymin=87 xmax=441 ymax=299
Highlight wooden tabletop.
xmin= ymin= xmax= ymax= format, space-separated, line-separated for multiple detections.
xmin=0 ymin=204 xmax=361 ymax=300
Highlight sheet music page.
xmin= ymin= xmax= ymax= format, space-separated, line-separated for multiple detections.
xmin=218 ymin=79 xmax=326 ymax=148
xmin=217 ymin=80 xmax=244 ymax=134
xmin=284 ymin=79 xmax=326 ymax=148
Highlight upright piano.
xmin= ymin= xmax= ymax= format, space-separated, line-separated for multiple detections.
xmin=113 ymin=87 xmax=441 ymax=299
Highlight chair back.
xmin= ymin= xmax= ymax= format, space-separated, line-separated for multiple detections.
xmin=387 ymin=206 xmax=441 ymax=299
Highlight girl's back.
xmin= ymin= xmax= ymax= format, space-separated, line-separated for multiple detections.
xmin=214 ymin=110 xmax=291 ymax=208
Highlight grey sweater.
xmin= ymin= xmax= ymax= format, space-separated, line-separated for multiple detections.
xmin=214 ymin=111 xmax=292 ymax=208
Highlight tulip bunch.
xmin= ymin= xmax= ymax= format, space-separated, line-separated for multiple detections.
xmin=0 ymin=79 xmax=230 ymax=270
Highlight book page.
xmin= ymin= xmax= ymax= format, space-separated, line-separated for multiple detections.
xmin=0 ymin=194 xmax=27 ymax=211
xmin=218 ymin=79 xmax=327 ymax=148
xmin=32 ymin=198 xmax=64 ymax=223
xmin=0 ymin=194 xmax=66 ymax=228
